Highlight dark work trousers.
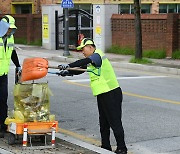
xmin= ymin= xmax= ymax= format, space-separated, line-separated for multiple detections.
xmin=0 ymin=74 xmax=8 ymax=130
xmin=97 ymin=87 xmax=127 ymax=151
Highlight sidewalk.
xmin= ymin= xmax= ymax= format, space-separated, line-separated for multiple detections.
xmin=16 ymin=44 xmax=180 ymax=76
xmin=10 ymin=44 xmax=180 ymax=154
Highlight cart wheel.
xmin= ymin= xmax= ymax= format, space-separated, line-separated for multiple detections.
xmin=8 ymin=133 xmax=16 ymax=145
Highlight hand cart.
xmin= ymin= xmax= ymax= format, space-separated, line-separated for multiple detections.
xmin=7 ymin=69 xmax=59 ymax=147
xmin=7 ymin=121 xmax=58 ymax=147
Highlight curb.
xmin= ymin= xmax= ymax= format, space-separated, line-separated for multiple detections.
xmin=111 ymin=62 xmax=180 ymax=75
xmin=56 ymin=133 xmax=115 ymax=154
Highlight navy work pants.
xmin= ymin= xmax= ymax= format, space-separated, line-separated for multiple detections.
xmin=0 ymin=74 xmax=8 ymax=129
xmin=97 ymin=87 xmax=127 ymax=151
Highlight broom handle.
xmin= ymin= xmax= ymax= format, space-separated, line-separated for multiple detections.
xmin=48 ymin=66 xmax=87 ymax=72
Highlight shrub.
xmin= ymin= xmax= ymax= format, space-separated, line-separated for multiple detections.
xmin=172 ymin=50 xmax=180 ymax=59
xmin=106 ymin=45 xmax=134 ymax=55
xmin=130 ymin=57 xmax=153 ymax=64
xmin=143 ymin=49 xmax=166 ymax=59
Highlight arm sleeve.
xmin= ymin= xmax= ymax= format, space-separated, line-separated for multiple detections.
xmin=67 ymin=53 xmax=102 ymax=76
xmin=11 ymin=50 xmax=21 ymax=67
xmin=89 ymin=53 xmax=102 ymax=67
xmin=68 ymin=53 xmax=102 ymax=68
xmin=68 ymin=58 xmax=92 ymax=68
xmin=68 ymin=58 xmax=91 ymax=75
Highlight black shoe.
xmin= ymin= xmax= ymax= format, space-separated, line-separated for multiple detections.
xmin=0 ymin=130 xmax=5 ymax=138
xmin=1 ymin=124 xmax=7 ymax=131
xmin=115 ymin=149 xmax=127 ymax=154
xmin=0 ymin=124 xmax=7 ymax=138
xmin=101 ymin=146 xmax=112 ymax=151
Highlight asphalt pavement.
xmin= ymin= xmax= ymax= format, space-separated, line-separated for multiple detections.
xmin=1 ymin=44 xmax=179 ymax=154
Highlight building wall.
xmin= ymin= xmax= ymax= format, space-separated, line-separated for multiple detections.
xmin=0 ymin=0 xmax=58 ymax=14
xmin=1 ymin=0 xmax=180 ymax=14
xmin=111 ymin=13 xmax=180 ymax=57
xmin=0 ymin=14 xmax=42 ymax=43
xmin=0 ymin=0 xmax=11 ymax=14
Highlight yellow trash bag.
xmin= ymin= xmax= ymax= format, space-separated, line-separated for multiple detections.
xmin=49 ymin=114 xmax=55 ymax=122
xmin=14 ymin=111 xmax=24 ymax=122
xmin=4 ymin=117 xmax=24 ymax=125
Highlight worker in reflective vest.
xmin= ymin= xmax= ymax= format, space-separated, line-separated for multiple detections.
xmin=58 ymin=38 xmax=128 ymax=154
xmin=0 ymin=15 xmax=21 ymax=138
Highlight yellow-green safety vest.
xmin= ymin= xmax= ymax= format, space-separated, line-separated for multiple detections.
xmin=0 ymin=35 xmax=14 ymax=76
xmin=88 ymin=49 xmax=119 ymax=96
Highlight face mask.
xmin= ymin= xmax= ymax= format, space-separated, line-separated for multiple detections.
xmin=7 ymin=28 xmax=16 ymax=37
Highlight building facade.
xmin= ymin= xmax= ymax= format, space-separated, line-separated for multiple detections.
xmin=0 ymin=0 xmax=180 ymax=14
xmin=0 ymin=0 xmax=179 ymax=57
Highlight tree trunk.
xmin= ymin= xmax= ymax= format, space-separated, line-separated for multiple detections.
xmin=134 ymin=0 xmax=142 ymax=59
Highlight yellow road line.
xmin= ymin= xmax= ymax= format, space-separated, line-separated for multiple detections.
xmin=64 ymin=80 xmax=180 ymax=105
xmin=123 ymin=92 xmax=180 ymax=105
xmin=58 ymin=127 xmax=101 ymax=146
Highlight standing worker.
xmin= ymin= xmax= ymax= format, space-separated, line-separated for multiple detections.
xmin=58 ymin=38 xmax=128 ymax=154
xmin=0 ymin=15 xmax=21 ymax=138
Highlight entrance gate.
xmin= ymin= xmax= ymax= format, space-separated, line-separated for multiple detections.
xmin=55 ymin=9 xmax=93 ymax=50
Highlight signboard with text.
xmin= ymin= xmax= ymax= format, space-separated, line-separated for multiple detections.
xmin=61 ymin=0 xmax=74 ymax=8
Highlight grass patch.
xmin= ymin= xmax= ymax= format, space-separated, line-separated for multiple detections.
xmin=106 ymin=45 xmax=134 ymax=55
xmin=29 ymin=39 xmax=42 ymax=46
xmin=172 ymin=50 xmax=180 ymax=59
xmin=15 ymin=38 xmax=27 ymax=44
xmin=15 ymin=38 xmax=42 ymax=46
xmin=143 ymin=49 xmax=166 ymax=59
xmin=106 ymin=45 xmax=168 ymax=59
xmin=130 ymin=57 xmax=153 ymax=64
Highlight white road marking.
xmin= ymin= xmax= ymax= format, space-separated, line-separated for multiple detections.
xmin=68 ymin=76 xmax=167 ymax=83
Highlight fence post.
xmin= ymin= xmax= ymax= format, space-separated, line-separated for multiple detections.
xmin=166 ymin=13 xmax=179 ymax=58
xmin=27 ymin=14 xmax=33 ymax=44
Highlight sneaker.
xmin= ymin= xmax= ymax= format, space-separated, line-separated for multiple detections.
xmin=115 ymin=149 xmax=127 ymax=154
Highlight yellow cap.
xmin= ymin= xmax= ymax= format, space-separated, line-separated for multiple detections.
xmin=77 ymin=38 xmax=95 ymax=50
xmin=2 ymin=15 xmax=17 ymax=29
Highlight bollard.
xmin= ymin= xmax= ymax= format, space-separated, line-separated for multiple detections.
xmin=51 ymin=123 xmax=56 ymax=146
xmin=23 ymin=123 xmax=28 ymax=147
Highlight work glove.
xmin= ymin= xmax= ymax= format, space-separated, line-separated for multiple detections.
xmin=58 ymin=70 xmax=72 ymax=77
xmin=16 ymin=67 xmax=22 ymax=76
xmin=15 ymin=67 xmax=21 ymax=84
xmin=58 ymin=64 xmax=70 ymax=70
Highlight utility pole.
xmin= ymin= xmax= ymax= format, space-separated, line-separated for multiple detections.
xmin=63 ymin=8 xmax=70 ymax=56
xmin=134 ymin=0 xmax=142 ymax=59
xmin=61 ymin=0 xmax=74 ymax=56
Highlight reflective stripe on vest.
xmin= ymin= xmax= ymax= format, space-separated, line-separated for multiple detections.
xmin=87 ymin=49 xmax=119 ymax=96
xmin=0 ymin=35 xmax=14 ymax=76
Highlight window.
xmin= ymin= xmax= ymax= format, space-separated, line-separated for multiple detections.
xmin=141 ymin=4 xmax=151 ymax=14
xmin=15 ymin=4 xmax=32 ymax=14
xmin=159 ymin=4 xmax=179 ymax=13
xmin=119 ymin=4 xmax=131 ymax=14
xmin=168 ymin=4 xmax=177 ymax=13
xmin=119 ymin=4 xmax=151 ymax=14
xmin=159 ymin=4 xmax=167 ymax=13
